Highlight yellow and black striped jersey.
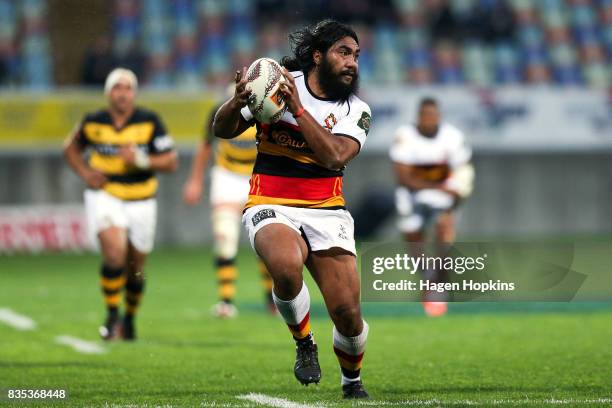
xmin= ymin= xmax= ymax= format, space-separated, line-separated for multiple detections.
xmin=76 ymin=107 xmax=175 ymax=201
xmin=205 ymin=105 xmax=257 ymax=175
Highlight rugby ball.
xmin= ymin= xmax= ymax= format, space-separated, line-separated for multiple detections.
xmin=245 ymin=58 xmax=287 ymax=124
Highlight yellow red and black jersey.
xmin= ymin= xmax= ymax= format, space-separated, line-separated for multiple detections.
xmin=240 ymin=70 xmax=371 ymax=210
xmin=76 ymin=107 xmax=175 ymax=201
xmin=205 ymin=104 xmax=257 ymax=176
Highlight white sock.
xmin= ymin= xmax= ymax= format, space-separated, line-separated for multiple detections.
xmin=333 ymin=321 xmax=369 ymax=385
xmin=272 ymin=282 xmax=312 ymax=340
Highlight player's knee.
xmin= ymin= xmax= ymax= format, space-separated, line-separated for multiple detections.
xmin=127 ymin=270 xmax=145 ymax=283
xmin=330 ymin=303 xmax=362 ymax=334
xmin=212 ymin=207 xmax=241 ymax=259
xmin=126 ymin=259 xmax=145 ymax=278
xmin=331 ymin=303 xmax=360 ymax=320
xmin=264 ymin=249 xmax=303 ymax=275
xmin=103 ymin=246 xmax=127 ymax=269
xmin=214 ymin=233 xmax=239 ymax=259
xmin=436 ymin=219 xmax=455 ymax=242
xmin=272 ymin=255 xmax=302 ymax=277
xmin=405 ymin=231 xmax=423 ymax=242
xmin=272 ymin=274 xmax=302 ymax=298
xmin=264 ymin=253 xmax=302 ymax=295
xmin=438 ymin=231 xmax=454 ymax=243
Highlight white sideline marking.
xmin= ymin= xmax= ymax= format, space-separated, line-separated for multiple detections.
xmin=235 ymin=397 xmax=612 ymax=407
xmin=237 ymin=393 xmax=323 ymax=408
xmin=55 ymin=335 xmax=106 ymax=354
xmin=0 ymin=308 xmax=37 ymax=330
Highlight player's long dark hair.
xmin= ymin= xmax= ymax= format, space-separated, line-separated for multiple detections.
xmin=280 ymin=20 xmax=359 ymax=73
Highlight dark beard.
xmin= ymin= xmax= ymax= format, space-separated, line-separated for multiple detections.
xmin=318 ymin=57 xmax=359 ymax=103
xmin=418 ymin=125 xmax=439 ymax=138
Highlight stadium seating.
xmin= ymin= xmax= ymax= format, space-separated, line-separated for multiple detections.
xmin=114 ymin=0 xmax=612 ymax=88
xmin=0 ymin=0 xmax=610 ymax=88
xmin=0 ymin=0 xmax=52 ymax=89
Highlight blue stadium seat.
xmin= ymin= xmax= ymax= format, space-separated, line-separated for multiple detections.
xmin=550 ymin=44 xmax=583 ymax=85
xmin=372 ymin=25 xmax=403 ymax=83
xmin=494 ymin=43 xmax=521 ymax=84
xmin=462 ymin=42 xmax=493 ymax=86
xmin=6 ymin=0 xmax=611 ymax=88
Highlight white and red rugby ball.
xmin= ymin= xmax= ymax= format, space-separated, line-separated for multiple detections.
xmin=245 ymin=57 xmax=287 ymax=124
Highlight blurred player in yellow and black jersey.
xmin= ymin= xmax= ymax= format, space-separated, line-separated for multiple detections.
xmin=64 ymin=68 xmax=178 ymax=340
xmin=183 ymin=96 xmax=275 ymax=318
xmin=77 ymin=105 xmax=171 ymax=200
xmin=213 ymin=119 xmax=258 ymax=175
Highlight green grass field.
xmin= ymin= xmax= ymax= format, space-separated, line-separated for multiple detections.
xmin=1 ymin=248 xmax=611 ymax=407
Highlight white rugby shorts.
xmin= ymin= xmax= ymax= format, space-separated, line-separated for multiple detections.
xmin=242 ymin=204 xmax=356 ymax=255
xmin=84 ymin=189 xmax=157 ymax=253
xmin=395 ymin=187 xmax=455 ymax=233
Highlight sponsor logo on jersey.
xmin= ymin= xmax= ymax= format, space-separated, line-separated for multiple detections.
xmin=269 ymin=129 xmax=310 ymax=151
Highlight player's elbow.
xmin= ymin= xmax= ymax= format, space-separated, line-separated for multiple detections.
xmin=325 ymin=155 xmax=346 ymax=170
xmin=319 ymin=153 xmax=341 ymax=170
xmin=324 ymin=150 xmax=353 ymax=170
xmin=62 ymin=144 xmax=69 ymax=160
xmin=62 ymin=140 xmax=76 ymax=161
xmin=211 ymin=118 xmax=222 ymax=138
xmin=158 ymin=151 xmax=178 ymax=173
xmin=212 ymin=119 xmax=228 ymax=139
xmin=212 ymin=111 xmax=235 ymax=140
xmin=167 ymin=152 xmax=179 ymax=172
xmin=322 ymin=139 xmax=359 ymax=170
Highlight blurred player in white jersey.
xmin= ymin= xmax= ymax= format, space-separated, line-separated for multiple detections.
xmin=389 ymin=97 xmax=474 ymax=317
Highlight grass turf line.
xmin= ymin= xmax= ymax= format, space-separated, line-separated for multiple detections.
xmin=0 ymin=248 xmax=611 ymax=407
